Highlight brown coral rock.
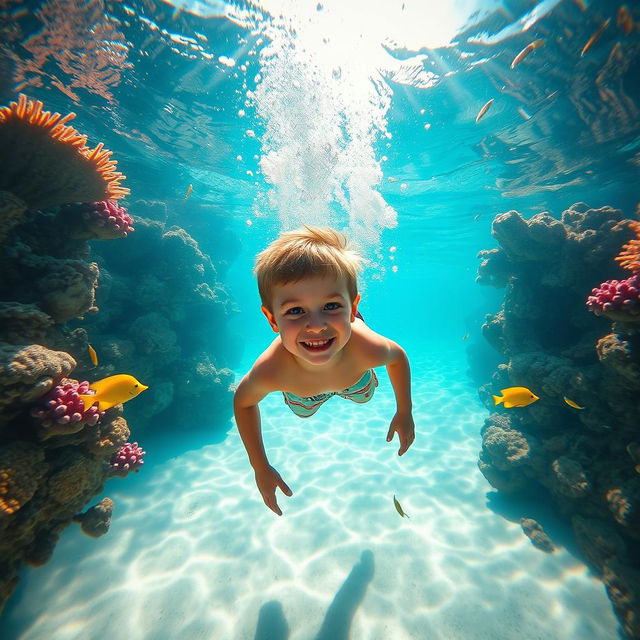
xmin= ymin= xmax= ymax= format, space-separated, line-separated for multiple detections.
xmin=0 ymin=442 xmax=47 ymax=515
xmin=48 ymin=452 xmax=103 ymax=505
xmin=520 ymin=518 xmax=555 ymax=553
xmin=596 ymin=333 xmax=640 ymax=386
xmin=482 ymin=424 xmax=534 ymax=470
xmin=0 ymin=342 xmax=75 ymax=411
xmin=551 ymin=456 xmax=590 ymax=498
xmin=0 ymin=302 xmax=53 ymax=345
xmin=73 ymin=497 xmax=113 ymax=538
xmin=86 ymin=416 xmax=130 ymax=457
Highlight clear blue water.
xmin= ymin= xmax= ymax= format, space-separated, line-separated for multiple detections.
xmin=1 ymin=0 xmax=638 ymax=637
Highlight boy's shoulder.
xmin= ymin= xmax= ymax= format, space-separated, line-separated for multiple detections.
xmin=246 ymin=337 xmax=289 ymax=389
xmin=349 ymin=318 xmax=396 ymax=367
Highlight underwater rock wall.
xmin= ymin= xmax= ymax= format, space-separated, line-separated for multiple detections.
xmin=78 ymin=199 xmax=238 ymax=433
xmin=0 ymin=95 xmax=238 ymax=615
xmin=477 ymin=203 xmax=640 ymax=638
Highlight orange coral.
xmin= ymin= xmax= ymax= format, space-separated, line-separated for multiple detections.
xmin=0 ymin=93 xmax=129 ymax=209
xmin=615 ymin=220 xmax=640 ymax=274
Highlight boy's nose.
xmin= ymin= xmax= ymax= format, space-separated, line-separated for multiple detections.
xmin=305 ymin=314 xmax=327 ymax=330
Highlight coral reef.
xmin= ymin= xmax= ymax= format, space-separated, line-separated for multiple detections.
xmin=0 ymin=93 xmax=237 ymax=616
xmin=0 ymin=93 xmax=137 ymax=616
xmin=0 ymin=94 xmax=129 ymax=210
xmin=477 ymin=203 xmax=640 ymax=638
xmin=73 ymin=497 xmax=114 ymax=538
xmin=79 ymin=208 xmax=236 ymax=433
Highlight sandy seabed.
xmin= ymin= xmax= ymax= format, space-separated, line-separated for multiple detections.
xmin=1 ymin=354 xmax=618 ymax=640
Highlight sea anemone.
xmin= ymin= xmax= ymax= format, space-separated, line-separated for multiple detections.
xmin=60 ymin=200 xmax=135 ymax=239
xmin=586 ymin=274 xmax=640 ymax=322
xmin=110 ymin=442 xmax=145 ymax=476
xmin=31 ymin=378 xmax=104 ymax=435
xmin=0 ymin=93 xmax=129 ymax=210
xmin=615 ymin=220 xmax=640 ymax=274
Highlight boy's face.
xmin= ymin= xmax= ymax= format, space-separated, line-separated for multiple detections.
xmin=262 ymin=275 xmax=360 ymax=368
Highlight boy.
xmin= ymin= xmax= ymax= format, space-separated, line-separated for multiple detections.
xmin=234 ymin=226 xmax=414 ymax=515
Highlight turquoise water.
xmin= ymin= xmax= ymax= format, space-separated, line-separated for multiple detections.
xmin=1 ymin=0 xmax=638 ymax=637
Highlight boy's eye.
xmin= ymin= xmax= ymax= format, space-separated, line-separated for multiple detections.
xmin=285 ymin=307 xmax=304 ymax=315
xmin=325 ymin=302 xmax=342 ymax=310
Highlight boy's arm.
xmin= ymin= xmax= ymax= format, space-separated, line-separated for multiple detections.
xmin=234 ymin=367 xmax=293 ymax=515
xmin=382 ymin=339 xmax=415 ymax=456
xmin=233 ymin=370 xmax=272 ymax=471
xmin=384 ymin=340 xmax=412 ymax=414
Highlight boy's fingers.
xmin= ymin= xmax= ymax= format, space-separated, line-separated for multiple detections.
xmin=279 ymin=479 xmax=293 ymax=497
xmin=263 ymin=494 xmax=282 ymax=516
xmin=386 ymin=426 xmax=395 ymax=442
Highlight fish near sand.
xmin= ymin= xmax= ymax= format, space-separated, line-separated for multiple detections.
xmin=393 ymin=495 xmax=409 ymax=518
xmin=493 ymin=387 xmax=539 ymax=408
xmin=88 ymin=344 xmax=98 ymax=367
xmin=563 ymin=396 xmax=585 ymax=410
xmin=475 ymin=98 xmax=494 ymax=123
xmin=79 ymin=374 xmax=149 ymax=411
xmin=510 ymin=39 xmax=545 ymax=69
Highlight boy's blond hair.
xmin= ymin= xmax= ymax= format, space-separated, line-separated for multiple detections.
xmin=254 ymin=226 xmax=363 ymax=311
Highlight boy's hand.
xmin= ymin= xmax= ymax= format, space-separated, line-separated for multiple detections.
xmin=254 ymin=465 xmax=293 ymax=516
xmin=386 ymin=411 xmax=415 ymax=456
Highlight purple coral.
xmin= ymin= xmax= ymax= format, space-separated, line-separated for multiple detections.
xmin=62 ymin=200 xmax=134 ymax=238
xmin=31 ymin=379 xmax=104 ymax=430
xmin=110 ymin=442 xmax=145 ymax=476
xmin=586 ymin=274 xmax=640 ymax=322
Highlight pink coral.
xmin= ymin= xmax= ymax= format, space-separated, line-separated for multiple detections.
xmin=110 ymin=442 xmax=145 ymax=476
xmin=62 ymin=200 xmax=134 ymax=239
xmin=586 ymin=274 xmax=640 ymax=322
xmin=31 ymin=378 xmax=104 ymax=431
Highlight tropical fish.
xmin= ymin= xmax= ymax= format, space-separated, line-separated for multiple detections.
xmin=87 ymin=344 xmax=98 ymax=367
xmin=617 ymin=6 xmax=634 ymax=36
xmin=184 ymin=184 xmax=193 ymax=199
xmin=510 ymin=39 xmax=545 ymax=69
xmin=563 ymin=396 xmax=585 ymax=410
xmin=393 ymin=495 xmax=409 ymax=518
xmin=79 ymin=374 xmax=149 ymax=411
xmin=475 ymin=98 xmax=494 ymax=123
xmin=462 ymin=334 xmax=469 ymax=340
xmin=581 ymin=18 xmax=611 ymax=57
xmin=492 ymin=387 xmax=539 ymax=408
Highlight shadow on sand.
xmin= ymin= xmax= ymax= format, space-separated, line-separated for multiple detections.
xmin=254 ymin=549 xmax=375 ymax=640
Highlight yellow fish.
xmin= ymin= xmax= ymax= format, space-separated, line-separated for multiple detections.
xmin=87 ymin=344 xmax=98 ymax=367
xmin=492 ymin=387 xmax=539 ymax=408
xmin=184 ymin=184 xmax=193 ymax=199
xmin=510 ymin=39 xmax=545 ymax=69
xmin=563 ymin=396 xmax=585 ymax=410
xmin=475 ymin=98 xmax=494 ymax=123
xmin=393 ymin=495 xmax=409 ymax=518
xmin=79 ymin=374 xmax=149 ymax=411
xmin=461 ymin=334 xmax=469 ymax=341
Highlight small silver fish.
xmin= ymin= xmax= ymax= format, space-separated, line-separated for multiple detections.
xmin=393 ymin=495 xmax=409 ymax=518
xmin=475 ymin=98 xmax=494 ymax=123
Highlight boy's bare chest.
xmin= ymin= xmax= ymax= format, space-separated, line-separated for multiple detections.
xmin=280 ymin=361 xmax=370 ymax=397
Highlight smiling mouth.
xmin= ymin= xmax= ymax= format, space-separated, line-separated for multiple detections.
xmin=300 ymin=337 xmax=335 ymax=352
